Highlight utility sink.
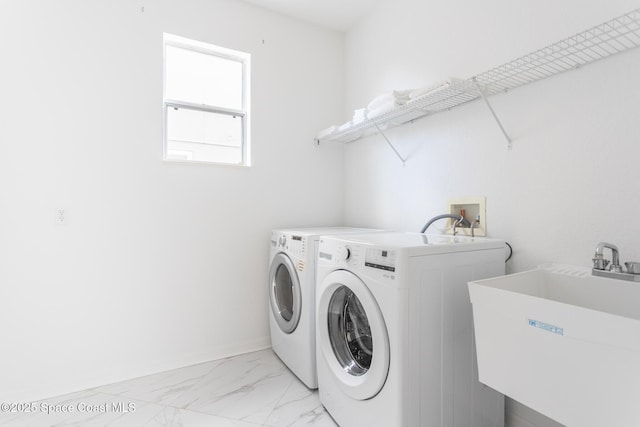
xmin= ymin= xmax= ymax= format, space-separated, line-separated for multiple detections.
xmin=468 ymin=264 xmax=640 ymax=427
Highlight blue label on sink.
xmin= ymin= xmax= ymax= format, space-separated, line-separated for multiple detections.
xmin=528 ymin=319 xmax=564 ymax=336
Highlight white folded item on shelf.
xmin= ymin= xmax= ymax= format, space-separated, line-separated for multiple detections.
xmin=366 ymin=87 xmax=412 ymax=110
xmin=352 ymin=108 xmax=367 ymax=124
xmin=317 ymin=125 xmax=338 ymax=139
xmin=337 ymin=121 xmax=353 ymax=132
xmin=409 ymin=78 xmax=463 ymax=100
xmin=367 ymin=101 xmax=396 ymax=119
xmin=393 ymin=89 xmax=412 ymax=101
xmin=353 ymin=108 xmax=367 ymax=118
xmin=367 ymin=93 xmax=395 ymax=111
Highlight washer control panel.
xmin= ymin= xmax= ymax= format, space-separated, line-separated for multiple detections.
xmin=318 ymin=242 xmax=359 ymax=267
xmin=318 ymin=238 xmax=398 ymax=283
xmin=364 ymin=248 xmax=396 ymax=272
xmin=338 ymin=246 xmax=352 ymax=261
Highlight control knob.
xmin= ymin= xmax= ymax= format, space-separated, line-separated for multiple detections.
xmin=339 ymin=246 xmax=352 ymax=261
xmin=278 ymin=235 xmax=286 ymax=247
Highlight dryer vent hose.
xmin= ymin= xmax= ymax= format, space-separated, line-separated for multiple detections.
xmin=420 ymin=214 xmax=471 ymax=233
xmin=420 ymin=213 xmax=513 ymax=263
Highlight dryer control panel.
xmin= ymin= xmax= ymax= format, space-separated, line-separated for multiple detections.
xmin=287 ymin=234 xmax=306 ymax=257
xmin=271 ymin=232 xmax=307 ymax=257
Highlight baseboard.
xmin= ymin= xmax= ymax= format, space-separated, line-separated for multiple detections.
xmin=5 ymin=336 xmax=272 ymax=403
xmin=505 ymin=398 xmax=564 ymax=427
xmin=506 ymin=412 xmax=537 ymax=427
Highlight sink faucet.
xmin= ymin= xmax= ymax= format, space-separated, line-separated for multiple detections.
xmin=592 ymin=242 xmax=640 ymax=282
xmin=593 ymin=242 xmax=622 ymax=272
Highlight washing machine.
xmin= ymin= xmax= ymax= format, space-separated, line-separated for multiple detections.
xmin=316 ymin=232 xmax=505 ymax=427
xmin=268 ymin=227 xmax=378 ymax=389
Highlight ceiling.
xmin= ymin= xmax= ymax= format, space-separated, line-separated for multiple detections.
xmin=241 ymin=0 xmax=381 ymax=32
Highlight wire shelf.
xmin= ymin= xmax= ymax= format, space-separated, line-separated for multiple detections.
xmin=317 ymin=8 xmax=640 ymax=145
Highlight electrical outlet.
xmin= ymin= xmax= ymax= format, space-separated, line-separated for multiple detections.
xmin=56 ymin=209 xmax=67 ymax=225
xmin=446 ymin=197 xmax=486 ymax=236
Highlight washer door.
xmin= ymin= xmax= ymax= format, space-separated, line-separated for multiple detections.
xmin=318 ymin=269 xmax=390 ymax=400
xmin=269 ymin=252 xmax=302 ymax=334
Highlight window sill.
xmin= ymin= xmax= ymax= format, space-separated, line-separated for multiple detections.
xmin=161 ymin=159 xmax=252 ymax=168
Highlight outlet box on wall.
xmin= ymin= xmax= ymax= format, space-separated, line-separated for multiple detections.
xmin=446 ymin=197 xmax=486 ymax=236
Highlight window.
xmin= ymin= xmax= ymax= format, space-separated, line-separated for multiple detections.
xmin=163 ymin=34 xmax=250 ymax=166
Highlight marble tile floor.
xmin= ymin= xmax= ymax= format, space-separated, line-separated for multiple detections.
xmin=0 ymin=349 xmax=338 ymax=427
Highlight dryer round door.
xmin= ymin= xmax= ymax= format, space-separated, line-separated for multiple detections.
xmin=317 ymin=269 xmax=390 ymax=400
xmin=269 ymin=252 xmax=302 ymax=334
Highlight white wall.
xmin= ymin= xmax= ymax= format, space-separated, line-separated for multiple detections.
xmin=343 ymin=1 xmax=640 ymax=426
xmin=0 ymin=0 xmax=344 ymax=402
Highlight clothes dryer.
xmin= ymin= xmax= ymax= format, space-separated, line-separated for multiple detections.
xmin=316 ymin=232 xmax=505 ymax=426
xmin=268 ymin=227 xmax=378 ymax=389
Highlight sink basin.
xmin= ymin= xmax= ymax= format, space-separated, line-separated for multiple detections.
xmin=468 ymin=263 xmax=640 ymax=427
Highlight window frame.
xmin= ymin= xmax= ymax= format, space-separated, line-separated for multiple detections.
xmin=162 ymin=33 xmax=251 ymax=166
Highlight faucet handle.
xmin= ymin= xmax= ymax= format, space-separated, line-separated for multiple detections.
xmin=592 ymin=255 xmax=609 ymax=270
xmin=625 ymin=262 xmax=640 ymax=274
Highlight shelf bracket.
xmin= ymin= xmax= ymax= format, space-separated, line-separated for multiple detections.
xmin=367 ymin=116 xmax=407 ymax=166
xmin=473 ymin=78 xmax=512 ymax=150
